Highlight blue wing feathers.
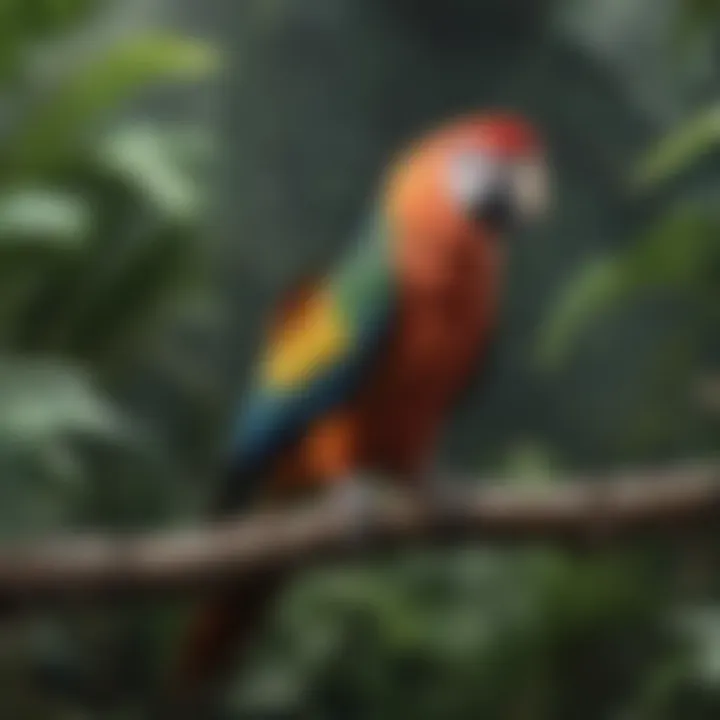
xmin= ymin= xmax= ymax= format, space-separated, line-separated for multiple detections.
xmin=230 ymin=313 xmax=389 ymax=470
xmin=220 ymin=301 xmax=391 ymax=512
xmin=219 ymin=211 xmax=394 ymax=509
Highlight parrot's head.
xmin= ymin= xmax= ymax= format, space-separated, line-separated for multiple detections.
xmin=385 ymin=112 xmax=549 ymax=289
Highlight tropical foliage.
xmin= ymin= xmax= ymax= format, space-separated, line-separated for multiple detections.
xmin=0 ymin=4 xmax=218 ymax=715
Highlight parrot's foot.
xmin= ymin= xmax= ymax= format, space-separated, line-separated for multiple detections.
xmin=328 ymin=475 xmax=382 ymax=547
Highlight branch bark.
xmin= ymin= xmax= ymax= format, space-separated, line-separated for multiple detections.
xmin=0 ymin=461 xmax=719 ymax=607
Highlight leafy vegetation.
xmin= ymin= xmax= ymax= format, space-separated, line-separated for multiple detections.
xmin=538 ymin=26 xmax=720 ymax=464
xmin=0 ymin=6 xmax=218 ymax=714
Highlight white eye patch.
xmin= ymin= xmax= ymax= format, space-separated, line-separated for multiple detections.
xmin=447 ymin=151 xmax=499 ymax=208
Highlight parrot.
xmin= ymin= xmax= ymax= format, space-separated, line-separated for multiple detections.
xmin=166 ymin=111 xmax=549 ymax=711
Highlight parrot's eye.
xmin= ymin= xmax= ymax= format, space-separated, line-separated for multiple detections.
xmin=447 ymin=150 xmax=514 ymax=232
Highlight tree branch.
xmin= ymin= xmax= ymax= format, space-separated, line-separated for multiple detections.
xmin=0 ymin=461 xmax=719 ymax=607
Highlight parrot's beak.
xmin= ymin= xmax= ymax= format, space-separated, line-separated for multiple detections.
xmin=467 ymin=156 xmax=550 ymax=236
xmin=514 ymin=156 xmax=551 ymax=224
xmin=470 ymin=184 xmax=515 ymax=233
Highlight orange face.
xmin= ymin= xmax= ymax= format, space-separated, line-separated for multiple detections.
xmin=384 ymin=112 xmax=549 ymax=293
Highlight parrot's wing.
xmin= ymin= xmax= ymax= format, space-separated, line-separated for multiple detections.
xmin=223 ymin=266 xmax=394 ymax=505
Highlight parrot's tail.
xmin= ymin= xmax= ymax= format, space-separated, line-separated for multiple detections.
xmin=161 ymin=570 xmax=288 ymax=717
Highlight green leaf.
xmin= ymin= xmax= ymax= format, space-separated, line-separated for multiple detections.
xmin=0 ymin=188 xmax=90 ymax=248
xmin=632 ymin=104 xmax=720 ymax=190
xmin=537 ymin=256 xmax=632 ymax=370
xmin=44 ymin=222 xmax=200 ymax=363
xmin=0 ymin=189 xmax=91 ymax=340
xmin=74 ymin=224 xmax=201 ymax=363
xmin=624 ymin=205 xmax=720 ymax=286
xmin=537 ymin=205 xmax=720 ymax=369
xmin=1 ymin=33 xmax=220 ymax=180
xmin=0 ymin=358 xmax=128 ymax=446
xmin=675 ymin=606 xmax=720 ymax=685
xmin=93 ymin=123 xmax=205 ymax=224
xmin=0 ymin=361 xmax=134 ymax=541
xmin=9 ymin=120 xmax=209 ymax=357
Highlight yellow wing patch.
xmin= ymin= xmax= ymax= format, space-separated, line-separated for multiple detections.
xmin=261 ymin=290 xmax=349 ymax=390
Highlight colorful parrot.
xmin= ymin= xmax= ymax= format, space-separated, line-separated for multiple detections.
xmin=167 ymin=111 xmax=549 ymax=710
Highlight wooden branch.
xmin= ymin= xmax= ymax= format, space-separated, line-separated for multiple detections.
xmin=0 ymin=461 xmax=719 ymax=607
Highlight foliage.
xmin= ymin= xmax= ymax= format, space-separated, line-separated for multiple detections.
xmin=512 ymin=1 xmax=720 ymax=718
xmin=674 ymin=0 xmax=720 ymax=45
xmin=539 ymin=79 xmax=719 ymax=372
xmin=0 ymin=7 xmax=218 ymax=520
xmin=225 ymin=549 xmax=708 ymax=720
xmin=632 ymin=104 xmax=720 ymax=190
xmin=0 ymin=2 xmax=223 ymax=717
xmin=538 ymin=204 xmax=720 ymax=369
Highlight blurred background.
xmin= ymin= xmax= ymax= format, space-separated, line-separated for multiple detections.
xmin=0 ymin=0 xmax=718 ymax=717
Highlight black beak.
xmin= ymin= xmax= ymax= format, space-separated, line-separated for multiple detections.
xmin=470 ymin=183 xmax=515 ymax=234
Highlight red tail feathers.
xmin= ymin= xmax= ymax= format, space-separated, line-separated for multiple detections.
xmin=164 ymin=571 xmax=288 ymax=715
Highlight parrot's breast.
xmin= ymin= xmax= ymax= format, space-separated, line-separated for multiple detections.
xmin=358 ymin=241 xmax=500 ymax=477
xmin=264 ymin=244 xmax=498 ymax=494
